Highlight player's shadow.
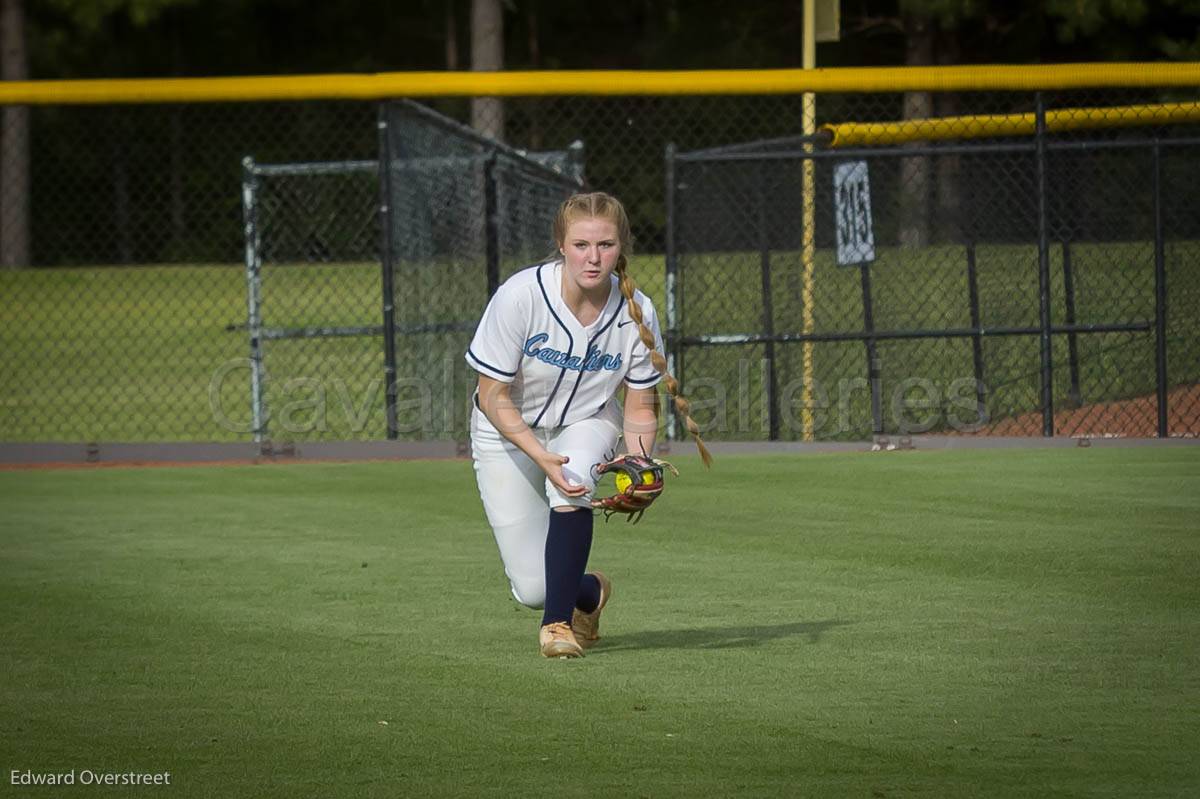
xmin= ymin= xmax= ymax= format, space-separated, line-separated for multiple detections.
xmin=597 ymin=619 xmax=851 ymax=653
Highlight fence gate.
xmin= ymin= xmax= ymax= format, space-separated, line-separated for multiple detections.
xmin=241 ymin=101 xmax=584 ymax=443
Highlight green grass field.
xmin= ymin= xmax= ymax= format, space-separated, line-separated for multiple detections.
xmin=2 ymin=448 xmax=1198 ymax=797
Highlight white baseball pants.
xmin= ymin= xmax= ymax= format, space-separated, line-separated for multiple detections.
xmin=470 ymin=402 xmax=621 ymax=609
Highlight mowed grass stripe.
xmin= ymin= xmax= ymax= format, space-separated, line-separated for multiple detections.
xmin=1 ymin=448 xmax=1198 ymax=797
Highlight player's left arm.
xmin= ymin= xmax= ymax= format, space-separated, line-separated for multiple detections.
xmin=622 ymin=385 xmax=659 ymax=457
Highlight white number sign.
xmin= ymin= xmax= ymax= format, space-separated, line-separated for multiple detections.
xmin=834 ymin=160 xmax=875 ymax=265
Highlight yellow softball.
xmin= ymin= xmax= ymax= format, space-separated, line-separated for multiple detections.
xmin=615 ymin=469 xmax=654 ymax=493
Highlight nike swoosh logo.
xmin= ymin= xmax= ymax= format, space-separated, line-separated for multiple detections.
xmin=617 ymin=320 xmax=635 ymax=328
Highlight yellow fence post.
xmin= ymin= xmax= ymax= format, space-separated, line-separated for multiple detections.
xmin=800 ymin=0 xmax=817 ymax=441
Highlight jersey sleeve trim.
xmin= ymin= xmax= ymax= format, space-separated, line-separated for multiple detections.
xmin=624 ymin=372 xmax=663 ymax=387
xmin=466 ymin=348 xmax=517 ymax=381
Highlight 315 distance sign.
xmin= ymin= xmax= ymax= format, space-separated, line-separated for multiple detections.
xmin=834 ymin=160 xmax=875 ymax=266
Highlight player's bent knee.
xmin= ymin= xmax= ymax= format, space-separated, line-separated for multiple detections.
xmin=509 ymin=579 xmax=545 ymax=609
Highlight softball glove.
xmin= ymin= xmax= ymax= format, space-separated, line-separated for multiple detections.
xmin=590 ymin=453 xmax=679 ymax=523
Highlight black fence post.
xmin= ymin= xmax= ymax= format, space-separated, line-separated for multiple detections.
xmin=376 ymin=104 xmax=400 ymax=440
xmin=1062 ymin=239 xmax=1083 ymax=407
xmin=965 ymin=241 xmax=987 ymax=423
xmin=758 ymin=164 xmax=780 ymax=440
xmin=860 ymin=263 xmax=883 ymax=435
xmin=1153 ymin=139 xmax=1169 ymax=438
xmin=664 ymin=142 xmax=682 ymax=442
xmin=1035 ymin=92 xmax=1055 ymax=436
xmin=483 ymin=153 xmax=500 ymax=298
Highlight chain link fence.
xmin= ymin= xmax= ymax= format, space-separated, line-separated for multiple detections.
xmin=2 ymin=85 xmax=1198 ymax=443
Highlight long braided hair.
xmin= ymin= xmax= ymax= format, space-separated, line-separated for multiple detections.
xmin=554 ymin=192 xmax=713 ymax=467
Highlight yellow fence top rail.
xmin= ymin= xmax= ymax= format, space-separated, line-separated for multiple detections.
xmin=2 ymin=63 xmax=1199 ymax=105
xmin=822 ymin=101 xmax=1200 ymax=147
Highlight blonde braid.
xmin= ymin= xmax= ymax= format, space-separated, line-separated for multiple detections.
xmin=616 ymin=256 xmax=713 ymax=468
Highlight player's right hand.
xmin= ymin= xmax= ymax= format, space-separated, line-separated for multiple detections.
xmin=537 ymin=452 xmax=588 ymax=498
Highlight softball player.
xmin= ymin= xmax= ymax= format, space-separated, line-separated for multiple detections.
xmin=466 ymin=192 xmax=711 ymax=659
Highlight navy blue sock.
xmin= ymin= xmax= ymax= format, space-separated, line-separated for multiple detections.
xmin=541 ymin=508 xmax=595 ymax=626
xmin=576 ymin=573 xmax=601 ymax=614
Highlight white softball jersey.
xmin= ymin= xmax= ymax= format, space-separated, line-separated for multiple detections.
xmin=465 ymin=259 xmax=664 ymax=428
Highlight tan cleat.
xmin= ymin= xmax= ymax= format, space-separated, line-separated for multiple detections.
xmin=539 ymin=621 xmax=584 ymax=659
xmin=571 ymin=571 xmax=612 ymax=649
